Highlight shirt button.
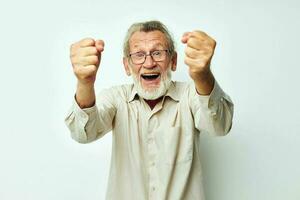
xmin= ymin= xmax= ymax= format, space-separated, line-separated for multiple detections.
xmin=152 ymin=187 xmax=156 ymax=191
xmin=220 ymin=97 xmax=224 ymax=102
xmin=148 ymin=138 xmax=153 ymax=144
xmin=151 ymin=162 xmax=155 ymax=166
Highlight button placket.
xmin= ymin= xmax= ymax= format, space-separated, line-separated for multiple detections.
xmin=147 ymin=116 xmax=158 ymax=200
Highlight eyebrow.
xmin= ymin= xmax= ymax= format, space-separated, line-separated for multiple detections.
xmin=132 ymin=43 xmax=165 ymax=50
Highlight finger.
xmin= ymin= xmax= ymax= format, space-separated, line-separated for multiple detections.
xmin=79 ymin=38 xmax=96 ymax=47
xmin=75 ymin=55 xmax=99 ymax=66
xmin=95 ymin=40 xmax=105 ymax=52
xmin=184 ymin=56 xmax=207 ymax=68
xmin=74 ymin=65 xmax=98 ymax=80
xmin=186 ymin=37 xmax=209 ymax=50
xmin=78 ymin=65 xmax=98 ymax=76
xmin=190 ymin=31 xmax=216 ymax=47
xmin=181 ymin=32 xmax=192 ymax=44
xmin=78 ymin=47 xmax=99 ymax=57
xmin=184 ymin=46 xmax=204 ymax=59
xmin=190 ymin=30 xmax=209 ymax=38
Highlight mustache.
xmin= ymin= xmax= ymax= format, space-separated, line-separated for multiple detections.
xmin=139 ymin=68 xmax=161 ymax=75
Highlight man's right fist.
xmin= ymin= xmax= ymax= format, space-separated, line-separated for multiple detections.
xmin=70 ymin=38 xmax=104 ymax=85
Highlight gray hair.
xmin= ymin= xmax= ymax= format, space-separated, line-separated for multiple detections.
xmin=123 ymin=20 xmax=176 ymax=58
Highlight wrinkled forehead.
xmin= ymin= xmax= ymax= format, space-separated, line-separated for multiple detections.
xmin=129 ymin=30 xmax=168 ymax=51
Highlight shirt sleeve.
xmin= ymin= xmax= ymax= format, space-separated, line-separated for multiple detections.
xmin=189 ymin=81 xmax=234 ymax=136
xmin=64 ymin=88 xmax=117 ymax=143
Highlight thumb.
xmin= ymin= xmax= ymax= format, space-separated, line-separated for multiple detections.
xmin=95 ymin=40 xmax=105 ymax=52
xmin=181 ymin=32 xmax=192 ymax=44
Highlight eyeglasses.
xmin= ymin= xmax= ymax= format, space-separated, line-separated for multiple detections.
xmin=129 ymin=50 xmax=169 ymax=65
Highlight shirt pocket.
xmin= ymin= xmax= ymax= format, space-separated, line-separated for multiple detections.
xmin=161 ymin=126 xmax=193 ymax=165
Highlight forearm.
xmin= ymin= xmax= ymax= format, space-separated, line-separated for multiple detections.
xmin=75 ymin=82 xmax=96 ymax=108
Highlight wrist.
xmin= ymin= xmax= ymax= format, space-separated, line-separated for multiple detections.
xmin=75 ymin=82 xmax=96 ymax=108
xmin=192 ymin=69 xmax=215 ymax=95
xmin=77 ymin=81 xmax=94 ymax=90
xmin=190 ymin=68 xmax=212 ymax=82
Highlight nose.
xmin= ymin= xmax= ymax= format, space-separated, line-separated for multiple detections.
xmin=143 ymin=55 xmax=156 ymax=68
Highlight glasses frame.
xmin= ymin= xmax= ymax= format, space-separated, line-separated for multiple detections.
xmin=129 ymin=49 xmax=170 ymax=65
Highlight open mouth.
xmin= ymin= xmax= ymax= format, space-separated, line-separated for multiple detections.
xmin=141 ymin=73 xmax=160 ymax=80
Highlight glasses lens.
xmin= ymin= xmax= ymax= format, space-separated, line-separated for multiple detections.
xmin=130 ymin=50 xmax=168 ymax=64
xmin=131 ymin=52 xmax=145 ymax=64
xmin=152 ymin=50 xmax=167 ymax=62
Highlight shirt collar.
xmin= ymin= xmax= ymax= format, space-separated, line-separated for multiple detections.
xmin=128 ymin=84 xmax=139 ymax=103
xmin=128 ymin=81 xmax=180 ymax=103
xmin=164 ymin=81 xmax=180 ymax=101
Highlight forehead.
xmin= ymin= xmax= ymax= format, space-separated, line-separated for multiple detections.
xmin=129 ymin=30 xmax=167 ymax=50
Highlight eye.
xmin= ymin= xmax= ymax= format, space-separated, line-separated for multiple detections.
xmin=152 ymin=51 xmax=162 ymax=56
xmin=134 ymin=52 xmax=145 ymax=58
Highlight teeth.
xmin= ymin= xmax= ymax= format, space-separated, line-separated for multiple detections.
xmin=143 ymin=73 xmax=159 ymax=76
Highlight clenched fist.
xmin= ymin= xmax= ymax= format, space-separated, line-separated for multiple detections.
xmin=181 ymin=31 xmax=216 ymax=79
xmin=70 ymin=38 xmax=104 ymax=86
xmin=181 ymin=31 xmax=216 ymax=95
xmin=70 ymin=38 xmax=104 ymax=108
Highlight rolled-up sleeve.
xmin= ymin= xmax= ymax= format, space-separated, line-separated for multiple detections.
xmin=189 ymin=81 xmax=234 ymax=136
xmin=64 ymin=89 xmax=117 ymax=143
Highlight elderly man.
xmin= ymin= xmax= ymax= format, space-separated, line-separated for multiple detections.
xmin=65 ymin=20 xmax=234 ymax=200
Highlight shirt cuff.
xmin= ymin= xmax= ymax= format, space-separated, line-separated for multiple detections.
xmin=71 ymin=95 xmax=97 ymax=123
xmin=192 ymin=80 xmax=227 ymax=110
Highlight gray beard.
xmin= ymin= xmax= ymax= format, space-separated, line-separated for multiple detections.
xmin=131 ymin=68 xmax=172 ymax=100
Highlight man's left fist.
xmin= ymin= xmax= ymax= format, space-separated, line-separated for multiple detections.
xmin=181 ymin=31 xmax=216 ymax=80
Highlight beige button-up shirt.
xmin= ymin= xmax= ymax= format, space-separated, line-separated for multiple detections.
xmin=65 ymin=81 xmax=234 ymax=200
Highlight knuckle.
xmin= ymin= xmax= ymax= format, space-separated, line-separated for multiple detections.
xmin=75 ymin=68 xmax=87 ymax=79
xmin=186 ymin=48 xmax=198 ymax=58
xmin=91 ymin=47 xmax=98 ymax=54
xmin=90 ymin=65 xmax=97 ymax=73
xmin=184 ymin=47 xmax=189 ymax=55
xmin=87 ymin=47 xmax=98 ymax=55
xmin=90 ymin=56 xmax=99 ymax=64
xmin=70 ymin=56 xmax=78 ymax=65
xmin=84 ymin=66 xmax=97 ymax=78
xmin=193 ymin=30 xmax=202 ymax=35
xmin=70 ymin=51 xmax=77 ymax=59
xmin=192 ymin=30 xmax=205 ymax=37
xmin=190 ymin=50 xmax=198 ymax=58
xmin=205 ymin=47 xmax=213 ymax=53
xmin=184 ymin=57 xmax=190 ymax=65
xmin=70 ymin=44 xmax=77 ymax=56
xmin=198 ymin=60 xmax=206 ymax=67
xmin=83 ymin=38 xmax=95 ymax=46
xmin=84 ymin=37 xmax=94 ymax=42
xmin=187 ymin=39 xmax=193 ymax=46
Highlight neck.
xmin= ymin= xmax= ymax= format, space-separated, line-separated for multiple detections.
xmin=144 ymin=97 xmax=163 ymax=110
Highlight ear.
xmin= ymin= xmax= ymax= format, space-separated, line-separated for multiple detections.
xmin=123 ymin=57 xmax=131 ymax=76
xmin=171 ymin=52 xmax=177 ymax=71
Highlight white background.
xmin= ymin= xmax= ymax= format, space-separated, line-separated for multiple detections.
xmin=0 ymin=0 xmax=300 ymax=199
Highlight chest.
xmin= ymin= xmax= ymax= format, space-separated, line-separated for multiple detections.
xmin=113 ymin=98 xmax=197 ymax=165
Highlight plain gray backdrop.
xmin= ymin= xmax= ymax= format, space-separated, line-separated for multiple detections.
xmin=1 ymin=0 xmax=299 ymax=199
